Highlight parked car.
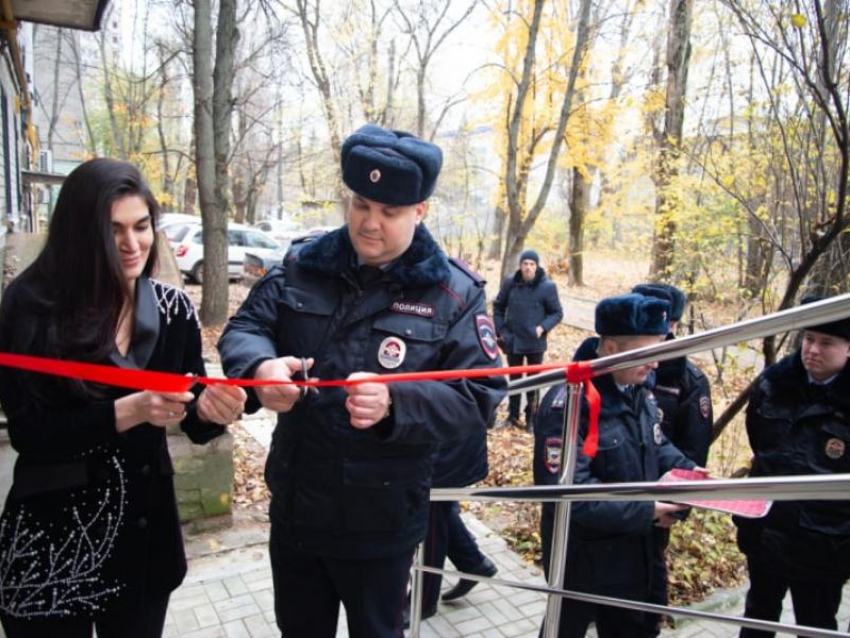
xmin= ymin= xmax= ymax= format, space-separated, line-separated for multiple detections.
xmin=254 ymin=218 xmax=304 ymax=249
xmin=241 ymin=226 xmax=336 ymax=288
xmin=173 ymin=222 xmax=281 ymax=283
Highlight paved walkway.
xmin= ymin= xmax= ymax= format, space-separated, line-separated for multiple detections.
xmin=166 ymin=510 xmax=850 ymax=637
xmin=159 ymin=410 xmax=849 ymax=638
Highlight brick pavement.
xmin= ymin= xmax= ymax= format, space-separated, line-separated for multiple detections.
xmin=165 ymin=511 xmax=850 ymax=637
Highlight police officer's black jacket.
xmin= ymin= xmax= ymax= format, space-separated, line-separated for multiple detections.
xmin=493 ymin=267 xmax=563 ymax=355
xmin=534 ymin=337 xmax=693 ymax=597
xmin=218 ymin=225 xmax=506 ymax=559
xmin=735 ymin=350 xmax=850 ymax=580
xmin=652 ymin=334 xmax=713 ymax=467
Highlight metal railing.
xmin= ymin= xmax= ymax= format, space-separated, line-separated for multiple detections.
xmin=408 ymin=293 xmax=850 ymax=638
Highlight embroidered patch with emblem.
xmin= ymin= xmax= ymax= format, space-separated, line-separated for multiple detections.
xmin=475 ymin=314 xmax=499 ymax=360
xmin=653 ymin=422 xmax=664 ymax=445
xmin=825 ymin=437 xmax=846 ymax=460
xmin=699 ymin=395 xmax=711 ymax=419
xmin=545 ymin=437 xmax=563 ymax=474
xmin=369 ymin=168 xmax=381 ymax=183
xmin=377 ymin=337 xmax=406 ymax=369
xmin=390 ymin=301 xmax=435 ymax=318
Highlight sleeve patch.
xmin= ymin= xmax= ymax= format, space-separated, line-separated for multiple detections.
xmin=475 ymin=314 xmax=499 ymax=360
xmin=545 ymin=436 xmax=563 ymax=474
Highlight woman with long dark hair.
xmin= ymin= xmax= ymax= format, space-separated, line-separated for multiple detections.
xmin=0 ymin=158 xmax=247 ymax=638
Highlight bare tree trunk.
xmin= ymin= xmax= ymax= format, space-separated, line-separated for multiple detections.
xmin=502 ymin=0 xmax=593 ymax=279
xmin=99 ymin=17 xmax=126 ymax=159
xmin=296 ymin=0 xmax=341 ymax=164
xmin=68 ymin=32 xmax=97 ymax=155
xmin=155 ymin=43 xmax=173 ymax=202
xmin=193 ymin=0 xmax=227 ymax=325
xmin=46 ymin=28 xmax=63 ymax=152
xmin=650 ymin=0 xmax=694 ymax=281
xmin=569 ymin=166 xmax=588 ymax=287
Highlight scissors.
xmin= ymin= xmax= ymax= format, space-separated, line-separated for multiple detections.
xmin=296 ymin=357 xmax=319 ymax=399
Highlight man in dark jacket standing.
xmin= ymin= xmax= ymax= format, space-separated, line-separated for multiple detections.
xmin=735 ymin=296 xmax=850 ymax=637
xmin=632 ymin=283 xmax=713 ymax=635
xmin=218 ymin=124 xmax=506 ymax=638
xmin=534 ymin=292 xmax=696 ymax=637
xmin=493 ymin=249 xmax=563 ymax=430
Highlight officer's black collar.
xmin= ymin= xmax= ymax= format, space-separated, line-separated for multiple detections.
xmin=762 ymin=349 xmax=850 ymax=410
xmin=296 ymin=224 xmax=451 ymax=287
xmin=655 ymin=332 xmax=686 ymax=382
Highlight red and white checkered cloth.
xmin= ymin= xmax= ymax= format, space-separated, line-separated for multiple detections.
xmin=659 ymin=468 xmax=772 ymax=518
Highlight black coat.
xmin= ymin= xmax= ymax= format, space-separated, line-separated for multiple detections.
xmin=652 ymin=337 xmax=713 ymax=467
xmin=735 ymin=351 xmax=850 ymax=581
xmin=534 ymin=337 xmax=693 ymax=599
xmin=493 ymin=268 xmax=563 ymax=355
xmin=0 ymin=277 xmax=224 ymax=621
xmin=218 ymin=225 xmax=505 ymax=559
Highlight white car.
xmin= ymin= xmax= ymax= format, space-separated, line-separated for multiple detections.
xmin=173 ymin=222 xmax=281 ymax=283
xmin=254 ymin=218 xmax=305 ymax=250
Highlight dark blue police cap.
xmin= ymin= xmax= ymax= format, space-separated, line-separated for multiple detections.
xmin=632 ymin=283 xmax=686 ymax=322
xmin=801 ymin=294 xmax=850 ymax=341
xmin=341 ymin=124 xmax=443 ymax=206
xmin=595 ymin=293 xmax=671 ymax=336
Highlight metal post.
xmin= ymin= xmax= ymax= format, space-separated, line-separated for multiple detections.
xmin=408 ymin=541 xmax=426 ymax=637
xmin=543 ymin=382 xmax=583 ymax=638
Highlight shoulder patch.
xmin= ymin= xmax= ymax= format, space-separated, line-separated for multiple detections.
xmin=449 ymin=257 xmax=485 ymax=286
xmin=475 ymin=314 xmax=499 ymax=360
xmin=699 ymin=395 xmax=711 ymax=419
xmin=544 ymin=437 xmax=563 ymax=474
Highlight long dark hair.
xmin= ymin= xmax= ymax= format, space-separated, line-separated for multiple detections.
xmin=0 ymin=159 xmax=160 ymax=394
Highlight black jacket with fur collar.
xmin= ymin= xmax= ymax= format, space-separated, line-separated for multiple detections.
xmin=219 ymin=224 xmax=506 ymax=559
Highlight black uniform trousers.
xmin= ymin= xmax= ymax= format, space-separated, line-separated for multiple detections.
xmin=0 ymin=593 xmax=170 ymax=638
xmin=270 ymin=524 xmax=411 ymax=638
xmin=740 ymin=556 xmax=844 ymax=637
xmin=507 ymin=352 xmax=544 ymax=422
xmin=642 ymin=527 xmax=671 ymax=636
xmin=420 ymin=501 xmax=489 ymax=610
xmin=540 ymin=504 xmax=653 ymax=638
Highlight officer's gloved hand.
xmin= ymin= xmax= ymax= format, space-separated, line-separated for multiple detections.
xmin=254 ymin=357 xmax=312 ymax=413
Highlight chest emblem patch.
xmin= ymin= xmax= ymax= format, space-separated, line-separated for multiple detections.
xmin=653 ymin=422 xmax=665 ymax=445
xmin=378 ymin=337 xmax=406 ymax=369
xmin=475 ymin=314 xmax=499 ymax=361
xmin=825 ymin=437 xmax=846 ymax=460
xmin=544 ymin=437 xmax=562 ymax=474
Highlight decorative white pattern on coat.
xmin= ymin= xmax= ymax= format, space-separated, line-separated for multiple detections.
xmin=0 ymin=456 xmax=127 ymax=618
xmin=150 ymin=279 xmax=197 ymax=325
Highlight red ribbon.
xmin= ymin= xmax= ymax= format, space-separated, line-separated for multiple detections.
xmin=0 ymin=352 xmax=601 ymax=457
xmin=564 ymin=360 xmax=601 ymax=458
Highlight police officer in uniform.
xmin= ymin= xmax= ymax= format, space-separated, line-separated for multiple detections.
xmin=218 ymin=124 xmax=506 ymax=638
xmin=534 ymin=293 xmax=696 ymax=637
xmin=632 ymin=283 xmax=713 ymax=635
xmin=493 ymin=249 xmax=563 ymax=430
xmin=735 ymin=296 xmax=850 ymax=637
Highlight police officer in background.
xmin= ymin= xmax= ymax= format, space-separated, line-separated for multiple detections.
xmin=493 ymin=249 xmax=563 ymax=430
xmin=534 ymin=293 xmax=696 ymax=637
xmin=632 ymin=283 xmax=713 ymax=635
xmin=735 ymin=296 xmax=850 ymax=637
xmin=218 ymin=124 xmax=506 ymax=638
